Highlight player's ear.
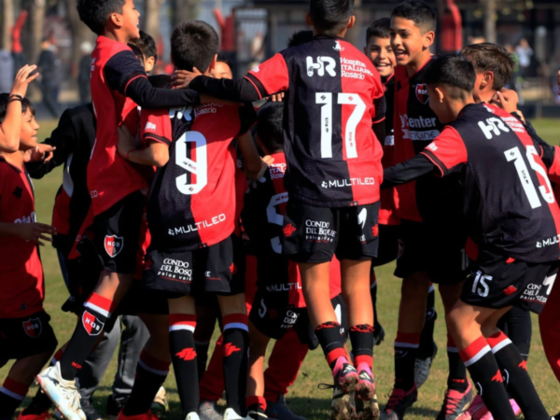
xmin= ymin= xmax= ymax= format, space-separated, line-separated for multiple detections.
xmin=305 ymin=13 xmax=313 ymax=28
xmin=482 ymin=71 xmax=493 ymax=89
xmin=346 ymin=16 xmax=356 ymax=30
xmin=109 ymin=12 xmax=123 ymax=29
xmin=422 ymin=30 xmax=435 ymax=50
xmin=208 ymin=54 xmax=217 ymax=71
xmin=435 ymin=86 xmax=445 ymax=103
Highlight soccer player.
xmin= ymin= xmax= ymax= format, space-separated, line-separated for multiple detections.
xmin=129 ymin=30 xmax=158 ymax=74
xmin=0 ymin=93 xmax=58 ymax=420
xmin=384 ymin=3 xmax=470 ymax=419
xmin=174 ymin=1 xmax=387 ymax=419
xmin=383 ymin=52 xmax=560 ymax=420
xmin=125 ymin=20 xmax=266 ymax=420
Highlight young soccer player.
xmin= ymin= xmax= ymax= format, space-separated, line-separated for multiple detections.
xmin=383 ymin=52 xmax=560 ymax=420
xmin=384 ymin=3 xmax=470 ymax=419
xmin=0 ymin=93 xmax=59 ymax=420
xmin=129 ymin=30 xmax=158 ymax=74
xmin=35 ymin=1 xmax=212 ymax=418
xmin=174 ymin=2 xmax=386 ymax=419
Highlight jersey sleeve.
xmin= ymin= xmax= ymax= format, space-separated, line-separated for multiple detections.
xmin=420 ymin=126 xmax=468 ymax=176
xmin=372 ymin=95 xmax=386 ymax=125
xmin=548 ymin=146 xmax=560 ymax=183
xmin=140 ymin=109 xmax=172 ymax=147
xmin=104 ymin=50 xmax=148 ymax=94
xmin=237 ymin=103 xmax=258 ymax=136
xmin=245 ymin=53 xmax=290 ymax=98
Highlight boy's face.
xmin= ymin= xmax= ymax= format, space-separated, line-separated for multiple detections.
xmin=364 ymin=36 xmax=396 ymax=78
xmin=212 ymin=62 xmax=233 ymax=80
xmin=390 ymin=16 xmax=433 ymax=67
xmin=121 ymin=0 xmax=141 ymax=41
xmin=19 ymin=109 xmax=40 ymax=150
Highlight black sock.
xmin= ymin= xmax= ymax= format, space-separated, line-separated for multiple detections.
xmin=169 ymin=314 xmax=199 ymax=415
xmin=497 ymin=307 xmax=532 ymax=361
xmin=195 ymin=341 xmax=210 ymax=379
xmin=20 ymin=388 xmax=53 ymax=415
xmin=315 ymin=321 xmax=347 ymax=369
xmin=0 ymin=378 xmax=29 ymax=418
xmin=417 ymin=287 xmax=437 ymax=359
xmin=60 ymin=293 xmax=112 ymax=380
xmin=394 ymin=331 xmax=420 ymax=389
xmin=122 ymin=349 xmax=169 ymax=416
xmin=350 ymin=324 xmax=374 ymax=370
xmin=223 ymin=314 xmax=249 ymax=415
xmin=488 ymin=331 xmax=548 ymax=420
xmin=446 ymin=334 xmax=468 ymax=392
xmin=370 ymin=274 xmax=380 ymax=331
xmin=460 ymin=336 xmax=516 ymax=420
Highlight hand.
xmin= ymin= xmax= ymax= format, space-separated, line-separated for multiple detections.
xmin=262 ymin=155 xmax=275 ymax=166
xmin=257 ymin=156 xmax=274 ymax=179
xmin=267 ymin=92 xmax=285 ymax=102
xmin=18 ymin=222 xmax=56 ymax=246
xmin=117 ymin=125 xmax=136 ymax=159
xmin=24 ymin=144 xmax=56 ymax=163
xmin=172 ymin=68 xmax=202 ymax=89
xmin=10 ymin=65 xmax=39 ymax=98
xmin=491 ymin=89 xmax=519 ymax=114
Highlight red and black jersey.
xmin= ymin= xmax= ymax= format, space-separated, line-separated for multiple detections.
xmin=242 ymin=152 xmax=342 ymax=307
xmin=393 ymin=58 xmax=462 ymax=223
xmin=144 ymin=103 xmax=256 ymax=251
xmin=379 ymin=74 xmax=399 ymax=226
xmin=421 ymin=103 xmax=560 ymax=263
xmin=0 ymin=158 xmax=44 ymax=318
xmin=245 ymin=36 xmax=385 ymax=207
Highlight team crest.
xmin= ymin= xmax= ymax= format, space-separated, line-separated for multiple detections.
xmin=104 ymin=235 xmax=124 ymax=258
xmin=415 ymin=83 xmax=429 ymax=104
xmin=23 ymin=318 xmax=42 ymax=338
xmin=283 ymin=224 xmax=296 ymax=237
xmin=82 ymin=311 xmax=105 ymax=336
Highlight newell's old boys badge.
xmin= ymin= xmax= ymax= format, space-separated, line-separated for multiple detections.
xmin=104 ymin=235 xmax=123 ymax=258
xmin=415 ymin=84 xmax=429 ymax=104
xmin=23 ymin=318 xmax=42 ymax=338
xmin=82 ymin=311 xmax=104 ymax=336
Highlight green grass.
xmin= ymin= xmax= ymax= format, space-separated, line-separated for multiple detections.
xmin=3 ymin=119 xmax=560 ymax=419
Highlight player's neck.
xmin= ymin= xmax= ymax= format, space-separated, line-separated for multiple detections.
xmin=406 ymin=52 xmax=431 ymax=77
xmin=449 ymin=97 xmax=476 ymax=121
xmin=101 ymin=28 xmax=130 ymax=44
xmin=0 ymin=149 xmax=24 ymax=168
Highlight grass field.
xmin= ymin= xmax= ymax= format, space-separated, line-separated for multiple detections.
xmin=4 ymin=118 xmax=560 ymax=419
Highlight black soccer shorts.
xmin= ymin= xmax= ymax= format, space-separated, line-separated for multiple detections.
xmin=0 ymin=311 xmax=58 ymax=361
xmin=282 ymin=200 xmax=380 ymax=263
xmin=91 ymin=191 xmax=146 ymax=275
xmin=144 ymin=234 xmax=245 ymax=299
xmin=372 ymin=224 xmax=401 ymax=268
xmin=461 ymin=251 xmax=559 ymax=314
xmin=395 ymin=219 xmax=469 ymax=285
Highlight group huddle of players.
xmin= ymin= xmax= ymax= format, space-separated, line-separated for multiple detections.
xmin=2 ymin=1 xmax=560 ymax=420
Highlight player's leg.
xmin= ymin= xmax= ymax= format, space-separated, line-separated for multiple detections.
xmin=497 ymin=307 xmax=532 ymax=361
xmin=167 ymin=296 xmax=199 ymax=418
xmin=194 ymin=295 xmax=219 ymax=378
xmin=199 ymin=334 xmax=225 ymax=420
xmin=247 ymin=320 xmax=271 ymax=420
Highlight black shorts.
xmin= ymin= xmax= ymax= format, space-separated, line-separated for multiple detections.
xmin=461 ymin=251 xmax=559 ymax=314
xmin=91 ymin=191 xmax=145 ymax=275
xmin=144 ymin=235 xmax=245 ymax=299
xmin=372 ymin=224 xmax=401 ymax=267
xmin=282 ymin=200 xmax=380 ymax=263
xmin=395 ymin=219 xmax=468 ymax=285
xmin=0 ymin=311 xmax=58 ymax=361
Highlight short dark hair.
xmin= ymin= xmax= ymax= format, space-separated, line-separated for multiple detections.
xmin=366 ymin=18 xmax=391 ymax=44
xmin=129 ymin=31 xmax=158 ymax=62
xmin=170 ymin=20 xmax=219 ymax=72
xmin=287 ymin=30 xmax=314 ymax=48
xmin=425 ymin=54 xmax=476 ymax=98
xmin=309 ymin=0 xmax=354 ymax=34
xmin=128 ymin=43 xmax=145 ymax=67
xmin=0 ymin=93 xmax=35 ymax=124
xmin=257 ymin=103 xmax=284 ymax=153
xmin=77 ymin=0 xmax=125 ymax=35
xmin=391 ymin=1 xmax=436 ymax=33
xmin=217 ymin=53 xmax=233 ymax=72
xmin=460 ymin=43 xmax=515 ymax=91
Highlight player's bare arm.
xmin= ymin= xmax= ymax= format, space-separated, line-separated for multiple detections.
xmin=236 ymin=131 xmax=271 ymax=180
xmin=0 ymin=221 xmax=56 ymax=246
xmin=24 ymin=144 xmax=56 ymax=164
xmin=117 ymin=125 xmax=169 ymax=167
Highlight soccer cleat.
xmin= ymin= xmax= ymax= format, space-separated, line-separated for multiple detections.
xmin=187 ymin=413 xmax=202 ymax=420
xmin=318 ymin=382 xmax=355 ymax=420
xmin=106 ymin=395 xmax=126 ymax=420
xmin=456 ymin=395 xmax=520 ymax=420
xmin=334 ymin=359 xmax=360 ymax=394
xmin=414 ymin=342 xmax=438 ymax=389
xmin=116 ymin=410 xmax=160 ymax=420
xmin=151 ymin=386 xmax=168 ymax=416
xmin=436 ymin=382 xmax=473 ymax=420
xmin=380 ymin=385 xmax=418 ymax=420
xmin=223 ymin=408 xmax=246 ymax=420
xmin=17 ymin=411 xmax=51 ymax=420
xmin=354 ymin=365 xmax=380 ymax=420
xmin=265 ymin=395 xmax=307 ymax=420
xmin=80 ymin=397 xmax=103 ymax=420
xmin=199 ymin=400 xmax=223 ymax=420
xmin=36 ymin=362 xmax=86 ymax=420
xmin=247 ymin=408 xmax=268 ymax=420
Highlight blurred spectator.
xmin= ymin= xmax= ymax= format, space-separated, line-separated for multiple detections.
xmin=78 ymin=41 xmax=93 ymax=104
xmin=516 ymin=38 xmax=533 ymax=77
xmin=37 ymin=36 xmax=62 ymax=119
xmin=11 ymin=10 xmax=28 ymax=73
xmin=0 ymin=50 xmax=14 ymax=93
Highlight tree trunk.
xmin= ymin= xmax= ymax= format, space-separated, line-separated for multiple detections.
xmin=63 ymin=0 xmax=94 ymax=79
xmin=483 ymin=0 xmax=497 ymax=44
xmin=23 ymin=0 xmax=45 ymax=63
xmin=171 ymin=0 xmax=201 ymax=27
xmin=2 ymin=0 xmax=14 ymax=50
xmin=144 ymin=0 xmax=164 ymax=39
